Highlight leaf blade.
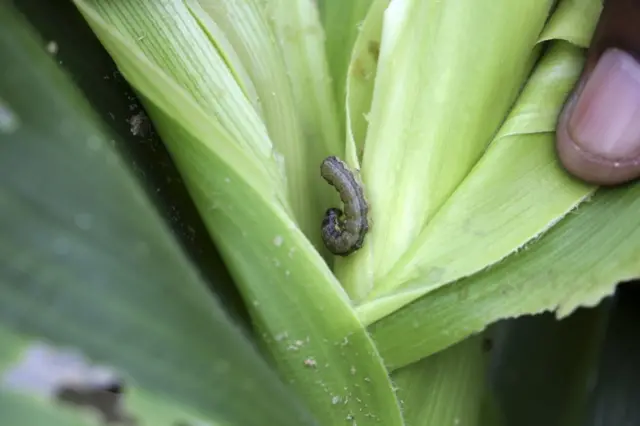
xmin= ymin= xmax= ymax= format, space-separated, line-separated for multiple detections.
xmin=70 ymin=1 xmax=405 ymax=424
xmin=369 ymin=181 xmax=640 ymax=371
xmin=341 ymin=0 xmax=554 ymax=300
xmin=0 ymin=5 xmax=317 ymax=425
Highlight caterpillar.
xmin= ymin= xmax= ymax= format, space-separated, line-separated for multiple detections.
xmin=320 ymin=156 xmax=369 ymax=256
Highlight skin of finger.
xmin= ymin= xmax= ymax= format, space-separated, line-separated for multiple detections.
xmin=556 ymin=0 xmax=640 ymax=185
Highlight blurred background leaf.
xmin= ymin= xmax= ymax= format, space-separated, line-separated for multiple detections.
xmin=11 ymin=0 xmax=248 ymax=328
xmin=0 ymin=3 xmax=317 ymax=425
xmin=488 ymin=305 xmax=610 ymax=426
xmin=582 ymin=284 xmax=640 ymax=426
xmin=0 ymin=389 xmax=99 ymax=426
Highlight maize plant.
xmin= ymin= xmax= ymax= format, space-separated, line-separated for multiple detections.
xmin=2 ymin=0 xmax=639 ymax=425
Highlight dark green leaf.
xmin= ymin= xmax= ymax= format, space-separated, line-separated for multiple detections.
xmin=0 ymin=4 xmax=316 ymax=425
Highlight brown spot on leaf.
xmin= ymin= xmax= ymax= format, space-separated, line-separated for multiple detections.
xmin=368 ymin=41 xmax=380 ymax=63
xmin=351 ymin=57 xmax=367 ymax=79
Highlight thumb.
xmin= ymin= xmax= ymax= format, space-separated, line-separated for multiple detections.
xmin=556 ymin=0 xmax=640 ymax=185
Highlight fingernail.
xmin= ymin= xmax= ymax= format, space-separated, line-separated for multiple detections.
xmin=569 ymin=48 xmax=640 ymax=160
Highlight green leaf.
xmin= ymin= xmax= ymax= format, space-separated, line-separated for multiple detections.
xmin=0 ymin=388 xmax=98 ymax=426
xmin=70 ymin=1 xmax=404 ymax=424
xmin=15 ymin=0 xmax=250 ymax=326
xmin=0 ymin=329 xmax=227 ymax=426
xmin=185 ymin=0 xmax=324 ymax=244
xmin=539 ymin=0 xmax=603 ymax=47
xmin=359 ymin=40 xmax=595 ymax=324
xmin=264 ymin=0 xmax=345 ymax=257
xmin=264 ymin=0 xmax=343 ymax=168
xmin=338 ymin=0 xmax=554 ymax=301
xmin=0 ymin=5 xmax=317 ymax=425
xmin=331 ymin=0 xmax=388 ymax=290
xmin=343 ymin=0 xmax=388 ymax=168
xmin=362 ymin=0 xmax=637 ymax=371
xmin=368 ymin=180 xmax=640 ymax=371
xmin=393 ymin=336 xmax=486 ymax=426
xmin=355 ymin=0 xmax=604 ymax=320
xmin=319 ymin=0 xmax=374 ymax=135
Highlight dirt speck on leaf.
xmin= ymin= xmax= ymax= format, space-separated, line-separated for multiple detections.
xmin=46 ymin=41 xmax=59 ymax=55
xmin=128 ymin=111 xmax=150 ymax=137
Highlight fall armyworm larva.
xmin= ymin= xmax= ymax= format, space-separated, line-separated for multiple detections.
xmin=320 ymin=156 xmax=369 ymax=256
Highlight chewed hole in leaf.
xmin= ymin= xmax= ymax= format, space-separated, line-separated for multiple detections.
xmin=2 ymin=341 xmax=135 ymax=425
